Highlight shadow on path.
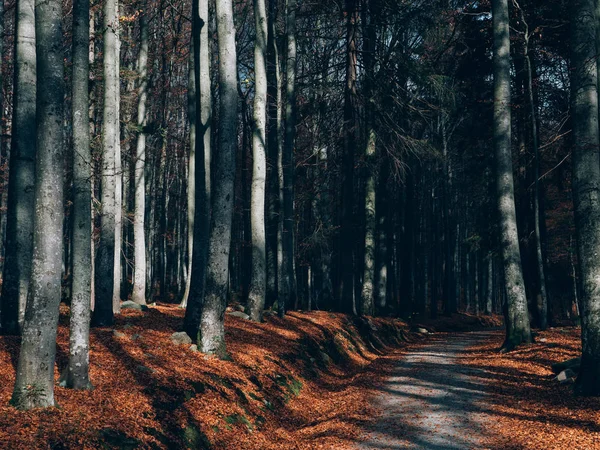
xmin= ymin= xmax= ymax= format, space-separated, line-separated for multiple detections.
xmin=356 ymin=331 xmax=494 ymax=450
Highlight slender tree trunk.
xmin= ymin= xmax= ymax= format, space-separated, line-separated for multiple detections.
xmin=360 ymin=0 xmax=376 ymax=316
xmin=1 ymin=0 xmax=36 ymax=335
xmin=340 ymin=0 xmax=358 ymax=315
xmin=180 ymin=35 xmax=197 ymax=311
xmin=132 ymin=6 xmax=149 ymax=306
xmin=198 ymin=0 xmax=237 ymax=357
xmin=571 ymin=0 xmax=600 ymax=396
xmin=265 ymin=0 xmax=280 ymax=311
xmin=184 ymin=1 xmax=211 ymax=339
xmin=11 ymin=0 xmax=65 ymax=408
xmin=492 ymin=0 xmax=531 ymax=350
xmin=94 ymin=0 xmax=120 ymax=326
xmin=279 ymin=0 xmax=297 ymax=317
xmin=62 ymin=0 xmax=93 ymax=390
xmin=113 ymin=13 xmax=122 ymax=314
xmin=248 ymin=0 xmax=268 ymax=322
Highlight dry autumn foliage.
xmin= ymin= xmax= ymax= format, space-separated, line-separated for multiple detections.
xmin=0 ymin=304 xmax=411 ymax=449
xmin=463 ymin=328 xmax=600 ymax=450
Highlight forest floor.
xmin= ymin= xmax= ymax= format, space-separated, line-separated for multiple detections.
xmin=358 ymin=327 xmax=600 ymax=449
xmin=0 ymin=306 xmax=595 ymax=449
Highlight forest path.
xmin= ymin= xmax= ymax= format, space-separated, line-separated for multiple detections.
xmin=357 ymin=331 xmax=497 ymax=449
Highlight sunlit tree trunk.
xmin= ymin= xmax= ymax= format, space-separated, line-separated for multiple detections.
xmin=132 ymin=5 xmax=149 ymax=306
xmin=198 ymin=0 xmax=237 ymax=357
xmin=94 ymin=0 xmax=120 ymax=326
xmin=113 ymin=9 xmax=122 ymax=314
xmin=571 ymin=0 xmax=600 ymax=396
xmin=1 ymin=0 xmax=36 ymax=335
xmin=63 ymin=0 xmax=93 ymax=390
xmin=11 ymin=0 xmax=65 ymax=408
xmin=248 ymin=0 xmax=268 ymax=322
xmin=492 ymin=0 xmax=531 ymax=350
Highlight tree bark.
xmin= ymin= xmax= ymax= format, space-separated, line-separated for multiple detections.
xmin=2 ymin=0 xmax=37 ymax=335
xmin=198 ymin=0 xmax=237 ymax=357
xmin=571 ymin=0 xmax=600 ymax=396
xmin=183 ymin=1 xmax=211 ymax=339
xmin=340 ymin=0 xmax=359 ymax=315
xmin=11 ymin=0 xmax=65 ymax=408
xmin=63 ymin=0 xmax=93 ymax=390
xmin=360 ymin=0 xmax=376 ymax=317
xmin=492 ymin=0 xmax=532 ymax=350
xmin=279 ymin=0 xmax=297 ymax=317
xmin=94 ymin=0 xmax=120 ymax=326
xmin=132 ymin=5 xmax=149 ymax=306
xmin=248 ymin=0 xmax=268 ymax=322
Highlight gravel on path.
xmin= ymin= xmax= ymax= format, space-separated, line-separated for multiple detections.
xmin=357 ymin=331 xmax=495 ymax=450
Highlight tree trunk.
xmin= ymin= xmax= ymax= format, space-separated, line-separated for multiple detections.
xmin=492 ymin=0 xmax=531 ymax=350
xmin=2 ymin=0 xmax=37 ymax=335
xmin=198 ymin=0 xmax=237 ymax=357
xmin=247 ymin=0 xmax=268 ymax=322
xmin=265 ymin=0 xmax=281 ymax=311
xmin=63 ymin=0 xmax=93 ymax=390
xmin=11 ymin=0 xmax=65 ymax=408
xmin=360 ymin=0 xmax=376 ymax=317
xmin=571 ymin=0 xmax=600 ymax=396
xmin=132 ymin=6 xmax=149 ymax=306
xmin=340 ymin=0 xmax=358 ymax=315
xmin=113 ymin=12 xmax=122 ymax=314
xmin=279 ymin=0 xmax=297 ymax=317
xmin=94 ymin=0 xmax=120 ymax=326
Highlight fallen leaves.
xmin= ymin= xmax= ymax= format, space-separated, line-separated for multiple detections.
xmin=462 ymin=327 xmax=600 ymax=450
xmin=0 ymin=304 xmax=409 ymax=449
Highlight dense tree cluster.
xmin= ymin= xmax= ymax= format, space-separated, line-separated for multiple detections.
xmin=0 ymin=0 xmax=599 ymax=408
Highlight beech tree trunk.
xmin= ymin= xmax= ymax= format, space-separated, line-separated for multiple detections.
xmin=492 ymin=0 xmax=531 ymax=350
xmin=279 ymin=0 xmax=297 ymax=317
xmin=63 ymin=0 xmax=93 ymax=390
xmin=183 ymin=0 xmax=211 ymax=339
xmin=132 ymin=6 xmax=149 ymax=306
xmin=2 ymin=0 xmax=36 ymax=335
xmin=571 ymin=0 xmax=600 ymax=396
xmin=11 ymin=0 xmax=65 ymax=408
xmin=198 ymin=0 xmax=237 ymax=357
xmin=247 ymin=0 xmax=268 ymax=322
xmin=94 ymin=0 xmax=120 ymax=326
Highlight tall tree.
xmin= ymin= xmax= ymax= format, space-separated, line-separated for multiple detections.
xmin=247 ymin=0 xmax=268 ymax=322
xmin=132 ymin=4 xmax=149 ymax=306
xmin=94 ymin=0 xmax=120 ymax=326
xmin=11 ymin=0 xmax=65 ymax=408
xmin=340 ymin=0 xmax=359 ymax=315
xmin=198 ymin=0 xmax=238 ymax=356
xmin=279 ymin=0 xmax=297 ymax=317
xmin=183 ymin=0 xmax=211 ymax=339
xmin=360 ymin=0 xmax=377 ymax=316
xmin=1 ymin=0 xmax=36 ymax=335
xmin=63 ymin=0 xmax=93 ymax=390
xmin=492 ymin=0 xmax=531 ymax=350
xmin=571 ymin=0 xmax=600 ymax=396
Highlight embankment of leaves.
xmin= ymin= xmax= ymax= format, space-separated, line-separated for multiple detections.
xmin=0 ymin=305 xmax=410 ymax=449
xmin=462 ymin=327 xmax=600 ymax=450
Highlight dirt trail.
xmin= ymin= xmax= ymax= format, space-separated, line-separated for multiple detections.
xmin=357 ymin=331 xmax=495 ymax=449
